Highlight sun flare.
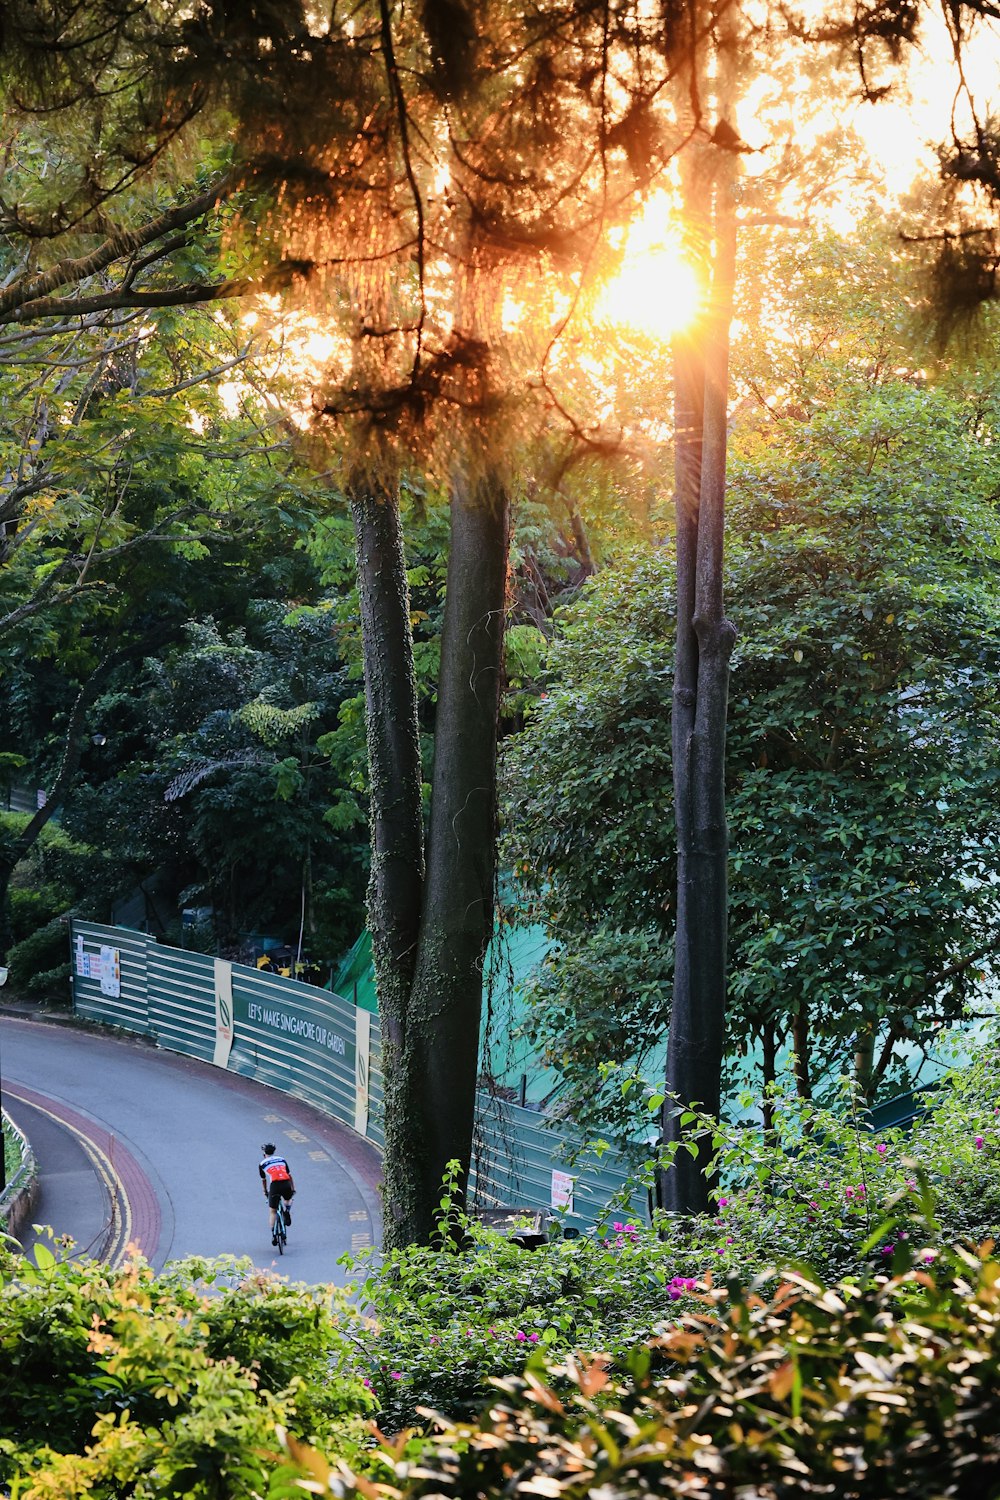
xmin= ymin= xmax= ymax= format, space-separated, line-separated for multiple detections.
xmin=596 ymin=199 xmax=701 ymax=341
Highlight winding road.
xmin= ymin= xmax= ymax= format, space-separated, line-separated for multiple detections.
xmin=1 ymin=1011 xmax=382 ymax=1283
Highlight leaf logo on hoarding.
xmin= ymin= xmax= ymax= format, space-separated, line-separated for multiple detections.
xmin=219 ymin=997 xmax=232 ymax=1032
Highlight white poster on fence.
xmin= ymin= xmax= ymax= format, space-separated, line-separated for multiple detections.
xmin=551 ymin=1169 xmax=575 ymax=1213
xmin=354 ymin=1008 xmax=371 ymax=1136
xmin=213 ymin=959 xmax=234 ymax=1069
xmin=99 ymin=945 xmax=120 ymax=998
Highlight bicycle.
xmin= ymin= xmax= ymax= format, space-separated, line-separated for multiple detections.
xmin=273 ymin=1195 xmax=289 ymax=1255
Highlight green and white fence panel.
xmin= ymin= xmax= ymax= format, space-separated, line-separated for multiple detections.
xmin=471 ymin=1095 xmax=646 ymax=1230
xmin=147 ymin=944 xmax=216 ymax=1061
xmin=229 ymin=967 xmax=360 ymax=1126
xmin=72 ymin=921 xmax=152 ymax=1035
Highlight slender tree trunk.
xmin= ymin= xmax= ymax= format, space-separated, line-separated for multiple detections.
xmin=870 ymin=1022 xmax=900 ymax=1099
xmin=350 ymin=479 xmax=427 ymax=1245
xmin=793 ymin=1003 xmax=812 ymax=1100
xmin=405 ymin=473 xmax=510 ymax=1241
xmin=761 ymin=1019 xmax=777 ymax=1141
xmin=661 ymin=135 xmax=738 ymax=1216
xmin=854 ymin=1021 xmax=875 ymax=1101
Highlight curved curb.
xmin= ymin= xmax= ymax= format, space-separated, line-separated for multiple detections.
xmin=6 ymin=1083 xmax=163 ymax=1266
xmin=0 ymin=1109 xmax=39 ymax=1243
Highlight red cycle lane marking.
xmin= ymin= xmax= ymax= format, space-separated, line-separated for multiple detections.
xmin=8 ymin=1082 xmax=162 ymax=1265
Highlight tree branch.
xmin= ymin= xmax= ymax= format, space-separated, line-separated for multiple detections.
xmin=0 ymin=176 xmax=239 ymax=321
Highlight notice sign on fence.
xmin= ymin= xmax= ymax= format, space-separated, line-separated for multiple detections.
xmin=551 ymin=1169 xmax=575 ymax=1213
xmin=99 ymin=945 xmax=120 ymax=998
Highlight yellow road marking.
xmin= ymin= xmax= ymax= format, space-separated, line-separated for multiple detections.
xmin=308 ymin=1150 xmax=330 ymax=1161
xmin=285 ymin=1129 xmax=308 ymax=1142
xmin=5 ymin=1086 xmax=133 ymax=1267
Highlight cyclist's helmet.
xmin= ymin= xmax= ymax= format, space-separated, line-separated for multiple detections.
xmin=262 ymin=1142 xmax=276 ymax=1154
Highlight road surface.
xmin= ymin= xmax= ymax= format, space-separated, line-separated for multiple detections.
xmin=1 ymin=1012 xmax=382 ymax=1284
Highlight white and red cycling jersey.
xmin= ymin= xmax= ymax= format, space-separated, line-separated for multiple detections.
xmin=259 ymin=1152 xmax=294 ymax=1198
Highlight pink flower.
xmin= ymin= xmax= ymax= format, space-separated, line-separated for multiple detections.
xmin=528 ymin=1333 xmax=539 ymax=1343
xmin=845 ymin=1187 xmax=854 ymax=1200
xmin=390 ymin=1372 xmax=402 ymax=1380
xmin=515 ymin=1331 xmax=527 ymax=1342
xmin=718 ymin=1197 xmax=729 ymax=1208
xmin=923 ymin=1250 xmax=937 ymax=1264
xmin=876 ymin=1143 xmax=887 ymax=1156
xmin=363 ymin=1378 xmax=372 ymax=1388
xmin=975 ymin=1136 xmax=985 ymax=1150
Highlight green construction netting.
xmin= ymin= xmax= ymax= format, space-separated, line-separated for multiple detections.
xmin=333 ymin=916 xmax=565 ymax=1105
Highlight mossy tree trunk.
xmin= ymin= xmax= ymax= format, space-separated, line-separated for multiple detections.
xmin=352 ymin=470 xmax=510 ymax=1248
xmin=350 ymin=479 xmax=428 ymax=1244
xmin=406 ymin=472 xmax=510 ymax=1242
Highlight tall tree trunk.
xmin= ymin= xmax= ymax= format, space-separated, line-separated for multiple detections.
xmin=350 ymin=479 xmax=427 ymax=1245
xmin=661 ymin=136 xmax=739 ymax=1216
xmin=404 ymin=473 xmax=510 ymax=1242
xmin=352 ymin=467 xmax=510 ymax=1248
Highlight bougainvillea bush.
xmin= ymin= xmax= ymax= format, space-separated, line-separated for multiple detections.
xmin=344 ymin=1042 xmax=1000 ymax=1431
xmin=303 ymin=1244 xmax=1000 ymax=1499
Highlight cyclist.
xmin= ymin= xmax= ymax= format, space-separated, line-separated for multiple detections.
xmin=259 ymin=1143 xmax=296 ymax=1244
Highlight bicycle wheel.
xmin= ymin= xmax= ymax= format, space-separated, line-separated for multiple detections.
xmin=276 ymin=1208 xmax=286 ymax=1254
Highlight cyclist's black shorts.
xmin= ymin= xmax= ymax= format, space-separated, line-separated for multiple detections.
xmin=267 ymin=1181 xmax=293 ymax=1209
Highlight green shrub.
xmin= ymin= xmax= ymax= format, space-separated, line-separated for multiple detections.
xmin=296 ymin=1245 xmax=1000 ymax=1497
xmin=4 ymin=918 xmax=71 ymax=998
xmin=0 ymin=1247 xmax=375 ymax=1498
xmin=8 ymin=887 xmax=57 ymax=946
